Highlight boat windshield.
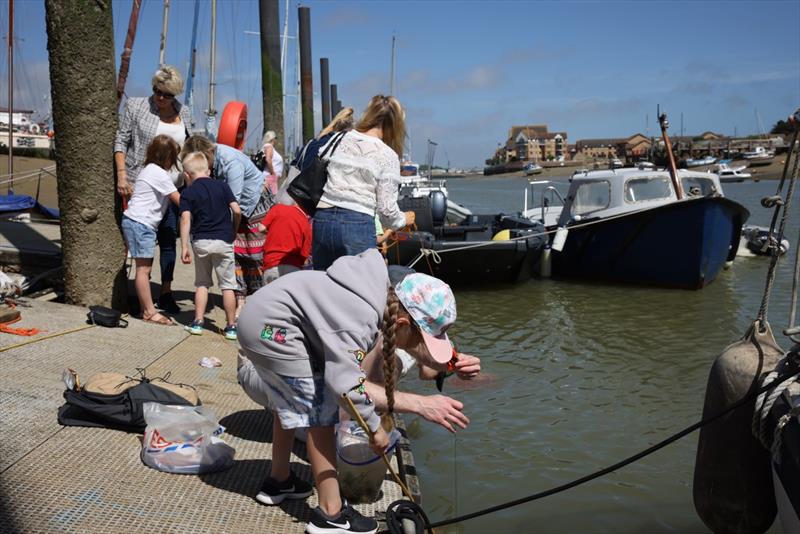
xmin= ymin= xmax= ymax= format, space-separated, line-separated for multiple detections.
xmin=681 ymin=176 xmax=717 ymax=197
xmin=571 ymin=180 xmax=610 ymax=216
xmin=624 ymin=177 xmax=672 ymax=203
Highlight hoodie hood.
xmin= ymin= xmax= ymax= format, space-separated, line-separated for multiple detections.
xmin=326 ymin=249 xmax=389 ymax=321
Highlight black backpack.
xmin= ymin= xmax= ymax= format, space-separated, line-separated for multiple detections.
xmin=57 ymin=372 xmax=199 ymax=433
xmin=250 ymin=150 xmax=267 ymax=172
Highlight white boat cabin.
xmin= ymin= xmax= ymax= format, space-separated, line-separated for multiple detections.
xmin=557 ymin=168 xmax=723 ymax=226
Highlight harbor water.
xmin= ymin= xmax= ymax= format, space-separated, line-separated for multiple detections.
xmin=402 ymin=175 xmax=797 ymax=533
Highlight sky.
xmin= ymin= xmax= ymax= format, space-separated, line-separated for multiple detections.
xmin=2 ymin=0 xmax=799 ymax=169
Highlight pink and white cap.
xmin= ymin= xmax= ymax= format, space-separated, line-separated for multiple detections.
xmin=394 ymin=273 xmax=457 ymax=364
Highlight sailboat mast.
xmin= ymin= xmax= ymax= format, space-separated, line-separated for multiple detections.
xmin=159 ymin=0 xmax=170 ymax=67
xmin=184 ymin=0 xmax=199 ymax=130
xmin=389 ymin=34 xmax=395 ymax=95
xmin=206 ymin=0 xmax=217 ymax=138
xmin=116 ymin=0 xmax=142 ymax=108
xmin=7 ymin=0 xmax=13 ymax=189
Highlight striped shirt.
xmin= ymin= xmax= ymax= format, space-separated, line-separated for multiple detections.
xmin=114 ymin=96 xmax=192 ymax=183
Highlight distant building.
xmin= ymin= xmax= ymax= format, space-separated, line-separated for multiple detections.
xmin=574 ymin=133 xmax=652 ymax=162
xmin=501 ymin=124 xmax=568 ymax=162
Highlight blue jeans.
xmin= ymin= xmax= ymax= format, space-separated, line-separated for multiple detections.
xmin=312 ymin=207 xmax=376 ymax=270
xmin=157 ymin=203 xmax=178 ymax=283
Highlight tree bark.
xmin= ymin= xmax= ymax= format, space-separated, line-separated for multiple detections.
xmin=45 ymin=0 xmax=127 ymax=309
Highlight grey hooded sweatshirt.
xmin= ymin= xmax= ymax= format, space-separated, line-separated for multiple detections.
xmin=237 ymin=249 xmax=389 ymax=432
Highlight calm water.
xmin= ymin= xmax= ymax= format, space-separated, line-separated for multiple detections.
xmin=402 ymin=175 xmax=798 ymax=533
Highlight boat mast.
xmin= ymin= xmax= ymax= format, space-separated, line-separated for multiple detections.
xmin=389 ymin=34 xmax=396 ymax=95
xmin=116 ymin=0 xmax=142 ymax=108
xmin=206 ymin=0 xmax=217 ymax=139
xmin=7 ymin=0 xmax=13 ymax=191
xmin=158 ymin=0 xmax=170 ymax=67
xmin=658 ymin=112 xmax=683 ymax=199
xmin=184 ymin=0 xmax=200 ymax=130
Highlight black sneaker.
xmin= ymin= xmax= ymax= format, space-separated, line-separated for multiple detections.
xmin=305 ymin=504 xmax=378 ymax=534
xmin=255 ymin=471 xmax=313 ymax=505
xmin=157 ymin=293 xmax=181 ymax=313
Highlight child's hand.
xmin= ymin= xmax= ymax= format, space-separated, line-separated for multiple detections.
xmin=369 ymin=426 xmax=390 ymax=456
xmin=181 ymin=249 xmax=192 ymax=264
xmin=454 ymin=353 xmax=481 ymax=380
xmin=417 ymin=394 xmax=469 ymax=433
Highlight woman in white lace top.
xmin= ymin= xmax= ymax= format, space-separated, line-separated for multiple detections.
xmin=312 ymin=95 xmax=415 ymax=270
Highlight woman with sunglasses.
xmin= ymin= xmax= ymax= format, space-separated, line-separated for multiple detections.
xmin=114 ymin=66 xmax=192 ymax=315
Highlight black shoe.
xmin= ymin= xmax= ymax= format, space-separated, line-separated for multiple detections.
xmin=157 ymin=293 xmax=181 ymax=313
xmin=305 ymin=504 xmax=377 ymax=534
xmin=255 ymin=471 xmax=313 ymax=505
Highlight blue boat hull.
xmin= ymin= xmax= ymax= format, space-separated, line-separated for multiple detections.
xmin=551 ymin=197 xmax=749 ymax=289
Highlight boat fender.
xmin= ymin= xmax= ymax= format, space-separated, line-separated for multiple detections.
xmin=693 ymin=320 xmax=784 ymax=534
xmin=217 ymin=101 xmax=248 ymax=150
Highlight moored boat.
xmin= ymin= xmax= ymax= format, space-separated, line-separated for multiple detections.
xmin=714 ymin=162 xmax=752 ymax=183
xmin=686 ymin=155 xmax=717 ymax=167
xmin=742 ymin=146 xmax=775 ymax=166
xmin=549 ymin=167 xmax=749 ymax=289
xmin=388 ymin=191 xmax=547 ymax=285
xmin=523 ymin=162 xmax=543 ymax=176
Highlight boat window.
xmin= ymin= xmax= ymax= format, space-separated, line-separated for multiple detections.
xmin=624 ymin=177 xmax=672 ymax=203
xmin=571 ymin=181 xmax=610 ymax=216
xmin=681 ymin=177 xmax=717 ymax=197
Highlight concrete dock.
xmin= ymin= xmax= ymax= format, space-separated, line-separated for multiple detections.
xmin=0 ymin=221 xmax=418 ymax=533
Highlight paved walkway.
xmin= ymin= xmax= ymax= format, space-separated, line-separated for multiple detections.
xmin=0 ymin=221 xmax=418 ymax=533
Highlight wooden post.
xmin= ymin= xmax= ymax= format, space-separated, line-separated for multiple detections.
xmin=259 ymin=0 xmax=284 ymax=154
xmin=298 ymin=6 xmax=314 ymax=143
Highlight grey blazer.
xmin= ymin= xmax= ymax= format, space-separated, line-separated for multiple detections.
xmin=114 ymin=96 xmax=192 ymax=183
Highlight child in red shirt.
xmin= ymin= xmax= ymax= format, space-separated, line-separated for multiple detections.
xmin=260 ymin=200 xmax=312 ymax=284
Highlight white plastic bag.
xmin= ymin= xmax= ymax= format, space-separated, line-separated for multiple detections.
xmin=141 ymin=403 xmax=235 ymax=474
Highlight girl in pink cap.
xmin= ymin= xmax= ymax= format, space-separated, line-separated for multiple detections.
xmin=237 ymin=249 xmax=480 ymax=534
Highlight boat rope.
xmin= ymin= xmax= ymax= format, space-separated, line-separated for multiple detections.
xmin=756 ymin=118 xmax=800 ymax=328
xmin=0 ymin=164 xmax=56 ymax=182
xmin=771 ymin=405 xmax=800 ymax=465
xmin=383 ymin=362 xmax=800 ymax=533
xmin=752 ymin=353 xmax=800 ymax=449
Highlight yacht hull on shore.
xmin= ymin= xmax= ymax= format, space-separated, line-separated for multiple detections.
xmin=551 ymin=196 xmax=748 ymax=289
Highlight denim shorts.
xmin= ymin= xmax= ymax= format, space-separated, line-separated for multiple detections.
xmin=312 ymin=207 xmax=376 ymax=270
xmin=237 ymin=351 xmax=339 ymax=429
xmin=122 ymin=216 xmax=157 ymax=258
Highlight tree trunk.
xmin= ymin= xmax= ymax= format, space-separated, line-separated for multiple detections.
xmin=45 ymin=0 xmax=127 ymax=309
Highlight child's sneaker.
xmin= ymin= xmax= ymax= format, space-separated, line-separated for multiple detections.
xmin=185 ymin=320 xmax=203 ymax=335
xmin=255 ymin=471 xmax=313 ymax=505
xmin=223 ymin=325 xmax=237 ymax=340
xmin=305 ymin=504 xmax=377 ymax=534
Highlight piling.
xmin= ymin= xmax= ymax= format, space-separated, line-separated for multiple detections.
xmin=298 ymin=6 xmax=314 ymax=143
xmin=259 ymin=0 xmax=284 ymax=154
xmin=320 ymin=58 xmax=331 ymax=127
xmin=330 ymin=84 xmax=339 ymax=116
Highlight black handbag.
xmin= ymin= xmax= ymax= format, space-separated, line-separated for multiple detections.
xmin=287 ymin=131 xmax=346 ymax=215
xmin=87 ymin=305 xmax=128 ymax=328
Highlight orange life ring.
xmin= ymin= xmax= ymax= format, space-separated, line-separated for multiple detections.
xmin=217 ymin=101 xmax=248 ymax=150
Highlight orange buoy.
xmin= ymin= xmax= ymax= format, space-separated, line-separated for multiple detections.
xmin=217 ymin=101 xmax=248 ymax=150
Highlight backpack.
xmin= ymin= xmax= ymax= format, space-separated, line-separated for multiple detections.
xmin=86 ymin=305 xmax=128 ymax=328
xmin=57 ymin=370 xmax=200 ymax=432
xmin=250 ymin=149 xmax=267 ymax=172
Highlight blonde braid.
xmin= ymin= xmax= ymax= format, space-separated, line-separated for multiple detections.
xmin=382 ymin=287 xmax=399 ymax=414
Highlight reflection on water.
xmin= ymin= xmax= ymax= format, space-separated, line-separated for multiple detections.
xmin=403 ymin=178 xmax=796 ymax=533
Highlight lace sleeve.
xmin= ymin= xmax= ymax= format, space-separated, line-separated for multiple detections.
xmin=376 ymin=151 xmax=407 ymax=230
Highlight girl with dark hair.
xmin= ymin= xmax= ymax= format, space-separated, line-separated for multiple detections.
xmin=236 ymin=249 xmax=480 ymax=534
xmin=121 ymin=135 xmax=181 ymax=325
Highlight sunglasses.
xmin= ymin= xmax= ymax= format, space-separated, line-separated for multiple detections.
xmin=152 ymin=87 xmax=175 ymax=100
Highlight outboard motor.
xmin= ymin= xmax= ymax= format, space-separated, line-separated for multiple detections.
xmin=430 ymin=190 xmax=447 ymax=227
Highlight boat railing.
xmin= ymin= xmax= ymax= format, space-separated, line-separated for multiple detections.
xmin=524 ymin=180 xmax=566 ymax=223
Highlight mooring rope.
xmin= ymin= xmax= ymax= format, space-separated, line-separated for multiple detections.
xmin=756 ymin=121 xmax=800 ymax=326
xmin=383 ymin=360 xmax=800 ymax=533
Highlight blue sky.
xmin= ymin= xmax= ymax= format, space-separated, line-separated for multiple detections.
xmin=2 ymin=0 xmax=799 ymax=168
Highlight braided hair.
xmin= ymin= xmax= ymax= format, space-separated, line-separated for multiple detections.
xmin=381 ymin=287 xmax=400 ymax=414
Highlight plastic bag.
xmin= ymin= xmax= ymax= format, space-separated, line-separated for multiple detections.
xmin=141 ymin=403 xmax=235 ymax=474
xmin=336 ymin=421 xmax=400 ymax=503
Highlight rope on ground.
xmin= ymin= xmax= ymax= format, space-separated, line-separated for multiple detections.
xmin=0 ymin=323 xmax=94 ymax=352
xmin=385 ymin=364 xmax=800 ymax=531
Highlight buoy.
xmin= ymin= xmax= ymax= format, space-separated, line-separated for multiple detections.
xmin=693 ymin=320 xmax=784 ymax=534
xmin=217 ymin=101 xmax=248 ymax=150
xmin=492 ymin=229 xmax=511 ymax=241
